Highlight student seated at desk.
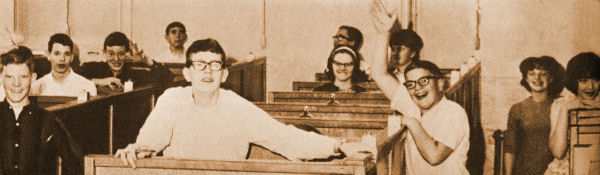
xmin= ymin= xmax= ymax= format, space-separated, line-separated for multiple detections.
xmin=0 ymin=46 xmax=83 ymax=175
xmin=115 ymin=39 xmax=371 ymax=168
xmin=314 ymin=46 xmax=367 ymax=93
xmin=332 ymin=25 xmax=370 ymax=80
xmin=77 ymin=32 xmax=174 ymax=91
xmin=154 ymin=21 xmax=187 ymax=64
xmin=31 ymin=33 xmax=97 ymax=97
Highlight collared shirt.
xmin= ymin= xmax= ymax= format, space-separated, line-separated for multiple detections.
xmin=31 ymin=70 xmax=97 ymax=97
xmin=0 ymin=98 xmax=83 ymax=175
xmin=154 ymin=48 xmax=186 ymax=63
xmin=405 ymin=97 xmax=470 ymax=175
xmin=128 ymin=87 xmax=339 ymax=161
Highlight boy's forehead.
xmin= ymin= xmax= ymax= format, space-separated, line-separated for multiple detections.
xmin=190 ymin=51 xmax=222 ymax=62
xmin=170 ymin=27 xmax=185 ymax=32
xmin=406 ymin=68 xmax=433 ymax=80
xmin=2 ymin=63 xmax=32 ymax=74
xmin=51 ymin=43 xmax=72 ymax=52
xmin=105 ymin=45 xmax=127 ymax=52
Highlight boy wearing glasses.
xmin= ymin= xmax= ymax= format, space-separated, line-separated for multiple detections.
xmin=400 ymin=61 xmax=470 ymax=174
xmin=78 ymin=32 xmax=173 ymax=90
xmin=114 ymin=39 xmax=371 ymax=168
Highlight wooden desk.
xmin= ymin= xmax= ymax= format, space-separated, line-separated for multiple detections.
xmin=256 ymin=102 xmax=394 ymax=121
xmin=293 ymin=81 xmax=381 ymax=91
xmin=85 ymin=154 xmax=374 ymax=175
xmin=268 ymin=92 xmax=390 ymax=105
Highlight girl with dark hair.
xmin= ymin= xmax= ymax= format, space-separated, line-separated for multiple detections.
xmin=546 ymin=52 xmax=600 ymax=175
xmin=314 ymin=46 xmax=366 ymax=93
xmin=503 ymin=56 xmax=565 ymax=175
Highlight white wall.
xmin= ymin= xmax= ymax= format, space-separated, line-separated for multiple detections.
xmin=0 ymin=0 xmax=14 ymax=32
xmin=15 ymin=0 xmax=67 ymax=54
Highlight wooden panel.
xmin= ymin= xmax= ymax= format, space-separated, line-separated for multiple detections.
xmin=314 ymin=69 xmax=457 ymax=81
xmin=222 ymin=57 xmax=266 ymax=102
xmin=269 ymin=92 xmax=390 ymax=105
xmin=85 ymin=155 xmax=373 ymax=175
xmin=568 ymin=108 xmax=600 ymax=175
xmin=256 ymin=102 xmax=394 ymax=120
xmin=293 ymin=81 xmax=381 ymax=92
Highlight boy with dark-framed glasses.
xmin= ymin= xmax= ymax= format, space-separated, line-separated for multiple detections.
xmin=114 ymin=39 xmax=373 ymax=168
xmin=399 ymin=60 xmax=470 ymax=174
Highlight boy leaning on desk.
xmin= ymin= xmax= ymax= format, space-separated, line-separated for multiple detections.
xmin=114 ymin=38 xmax=376 ymax=168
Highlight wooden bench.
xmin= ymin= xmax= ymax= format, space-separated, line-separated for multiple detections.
xmin=268 ymin=92 xmax=390 ymax=105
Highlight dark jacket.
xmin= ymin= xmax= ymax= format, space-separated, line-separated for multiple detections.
xmin=77 ymin=61 xmax=174 ymax=87
xmin=0 ymin=98 xmax=83 ymax=175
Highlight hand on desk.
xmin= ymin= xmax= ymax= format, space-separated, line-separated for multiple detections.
xmin=339 ymin=141 xmax=377 ymax=159
xmin=92 ymin=77 xmax=123 ymax=89
xmin=114 ymin=145 xmax=154 ymax=168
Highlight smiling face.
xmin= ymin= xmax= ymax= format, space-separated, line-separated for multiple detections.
xmin=577 ymin=78 xmax=600 ymax=101
xmin=2 ymin=63 xmax=35 ymax=104
xmin=526 ymin=68 xmax=552 ymax=93
xmin=332 ymin=52 xmax=354 ymax=82
xmin=48 ymin=43 xmax=73 ymax=75
xmin=104 ymin=45 xmax=127 ymax=72
xmin=405 ymin=68 xmax=444 ymax=111
xmin=183 ymin=51 xmax=228 ymax=93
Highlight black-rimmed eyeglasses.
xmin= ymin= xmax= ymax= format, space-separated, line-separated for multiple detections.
xmin=403 ymin=76 xmax=440 ymax=90
xmin=190 ymin=61 xmax=223 ymax=71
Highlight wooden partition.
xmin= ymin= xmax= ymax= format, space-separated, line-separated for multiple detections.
xmin=223 ymin=57 xmax=267 ymax=102
xmin=375 ymin=127 xmax=408 ymax=175
xmin=85 ymin=154 xmax=374 ymax=175
xmin=256 ymin=102 xmax=394 ymax=120
xmin=269 ymin=92 xmax=390 ymax=105
xmin=313 ymin=68 xmax=457 ymax=82
xmin=293 ymin=81 xmax=381 ymax=91
xmin=568 ymin=108 xmax=600 ymax=175
xmin=444 ymin=63 xmax=484 ymax=175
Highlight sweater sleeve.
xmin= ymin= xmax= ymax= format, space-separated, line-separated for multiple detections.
xmin=130 ymin=88 xmax=178 ymax=152
xmin=504 ymin=104 xmax=520 ymax=154
xmin=238 ymin=97 xmax=339 ymax=161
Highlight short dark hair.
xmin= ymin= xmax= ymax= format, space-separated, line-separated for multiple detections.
xmin=103 ymin=32 xmax=130 ymax=52
xmin=339 ymin=26 xmax=363 ymax=51
xmin=389 ymin=29 xmax=423 ymax=61
xmin=565 ymin=52 xmax=600 ymax=95
xmin=518 ymin=56 xmax=565 ymax=98
xmin=185 ymin=39 xmax=226 ymax=68
xmin=48 ymin=33 xmax=73 ymax=52
xmin=404 ymin=60 xmax=442 ymax=78
xmin=1 ymin=46 xmax=34 ymax=73
xmin=165 ymin=21 xmax=186 ymax=35
xmin=325 ymin=46 xmax=363 ymax=84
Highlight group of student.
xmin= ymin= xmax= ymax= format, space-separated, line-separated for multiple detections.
xmin=0 ymin=1 xmax=598 ymax=175
xmin=503 ymin=52 xmax=600 ymax=175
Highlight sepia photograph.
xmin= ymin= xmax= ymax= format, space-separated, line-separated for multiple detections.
xmin=0 ymin=0 xmax=599 ymax=174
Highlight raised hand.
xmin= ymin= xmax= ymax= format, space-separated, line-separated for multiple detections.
xmin=370 ymin=0 xmax=398 ymax=33
xmin=128 ymin=41 xmax=154 ymax=66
